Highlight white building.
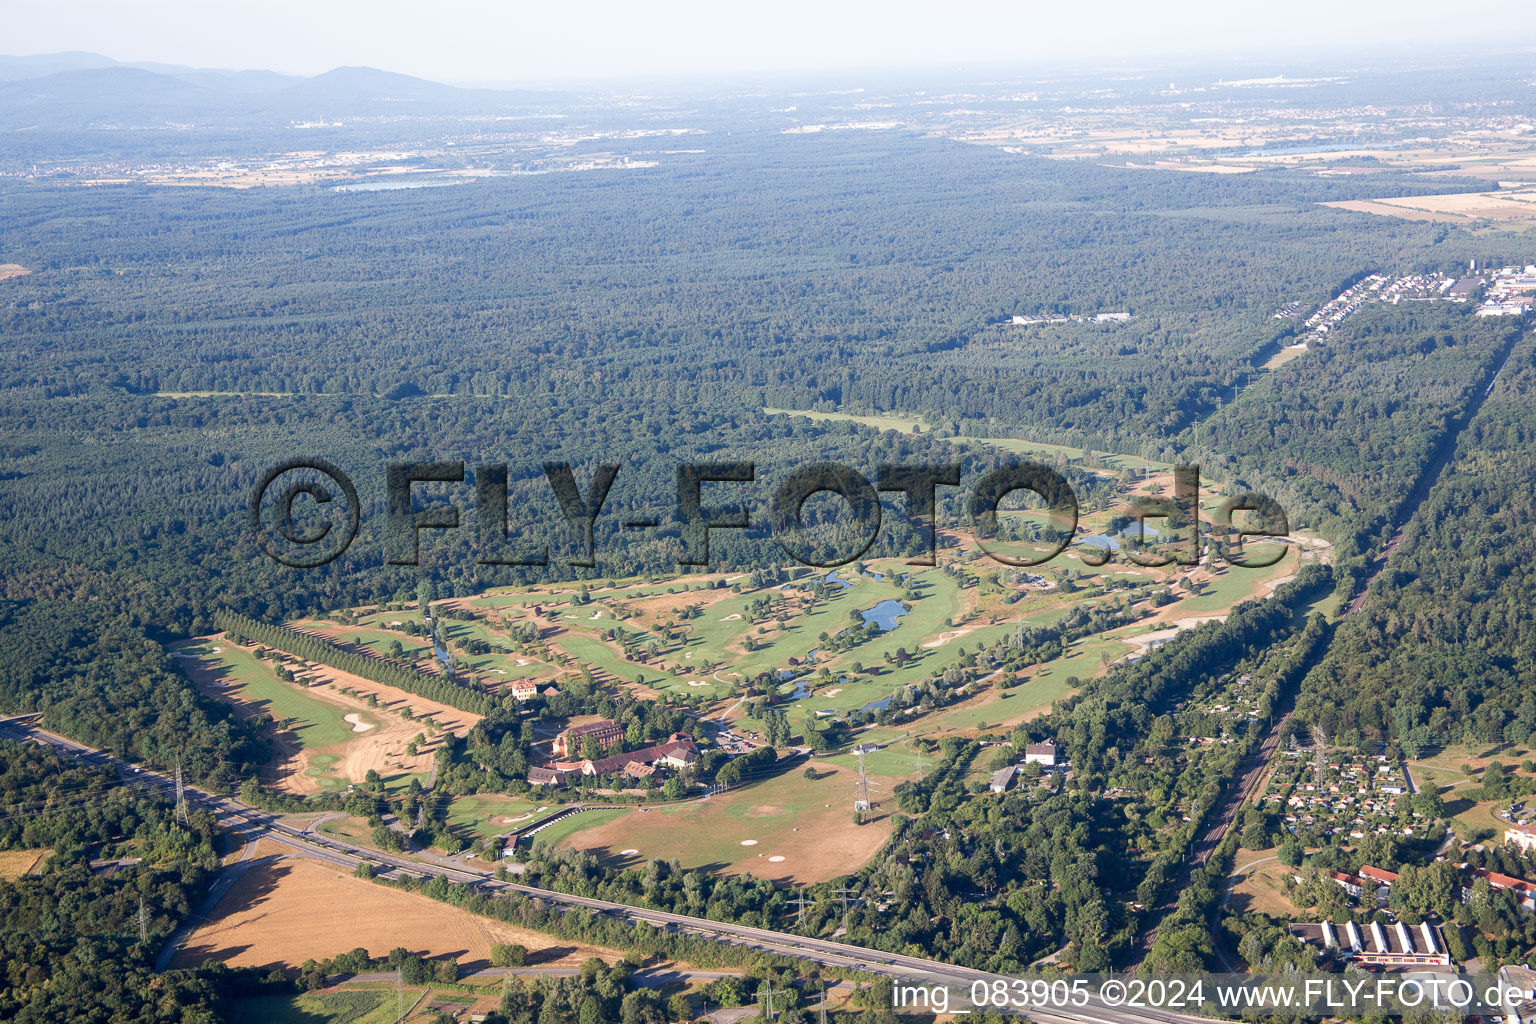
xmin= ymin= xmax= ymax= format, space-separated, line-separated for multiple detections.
xmin=1025 ymin=741 xmax=1059 ymax=766
xmin=1507 ymin=824 xmax=1536 ymax=853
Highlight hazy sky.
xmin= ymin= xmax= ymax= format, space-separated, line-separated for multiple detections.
xmin=5 ymin=0 xmax=1534 ymax=86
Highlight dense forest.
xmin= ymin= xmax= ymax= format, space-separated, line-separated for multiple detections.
xmin=0 ymin=131 xmax=1520 ymax=642
xmin=1296 ymin=334 xmax=1536 ymax=750
xmin=0 ymin=738 xmax=285 ymax=1022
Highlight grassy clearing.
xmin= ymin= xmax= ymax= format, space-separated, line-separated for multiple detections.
xmin=1448 ymin=797 xmax=1511 ymax=843
xmin=1228 ymin=858 xmax=1297 ymax=917
xmin=763 ymin=407 xmax=934 ymax=434
xmin=762 ymin=407 xmax=1170 ymax=473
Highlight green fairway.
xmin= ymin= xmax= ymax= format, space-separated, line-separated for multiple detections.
xmin=531 ymin=807 xmax=632 ymax=848
xmin=557 ymin=633 xmax=656 ymax=687
xmin=914 ymin=633 xmax=1117 ymax=736
xmin=447 ymin=794 xmax=547 ymax=839
xmin=176 ymin=640 xmax=358 ymax=751
xmin=772 ymin=568 xmax=967 ymax=729
xmin=1175 ymin=557 xmax=1296 ymax=615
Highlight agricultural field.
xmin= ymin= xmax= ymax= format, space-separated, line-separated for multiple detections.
xmin=546 ymin=756 xmax=913 ymax=884
xmin=170 ymin=639 xmax=445 ymax=794
xmin=1324 ymin=187 xmax=1536 ymax=225
xmin=173 ymin=848 xmax=621 ymax=970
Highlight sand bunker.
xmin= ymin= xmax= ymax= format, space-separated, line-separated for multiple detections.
xmin=720 ymin=613 xmax=742 ymax=621
xmin=620 ymin=848 xmax=639 ymax=856
xmin=686 ymin=680 xmax=708 ymax=687
xmin=824 ymin=688 xmax=842 ymax=697
xmin=768 ymin=855 xmax=786 ymax=862
xmin=516 ymin=659 xmax=530 ymax=666
xmin=739 ymin=840 xmax=758 ymax=846
xmin=343 ymin=714 xmax=375 ymax=733
xmin=1125 ymin=615 xmax=1228 ymax=650
xmin=922 ymin=629 xmax=969 ymax=649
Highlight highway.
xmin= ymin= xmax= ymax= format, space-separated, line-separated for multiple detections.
xmin=0 ymin=718 xmax=1212 ymax=1024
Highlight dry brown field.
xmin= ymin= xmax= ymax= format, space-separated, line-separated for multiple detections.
xmin=173 ymin=848 xmax=621 ymax=970
xmin=0 ymin=848 xmax=49 ymax=879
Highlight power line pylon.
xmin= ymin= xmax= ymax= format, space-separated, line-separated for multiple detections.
xmin=853 ymin=748 xmax=878 ymax=812
xmin=175 ymin=756 xmax=189 ymax=825
xmin=756 ymin=977 xmax=778 ymax=1022
xmin=832 ymin=886 xmax=859 ymax=933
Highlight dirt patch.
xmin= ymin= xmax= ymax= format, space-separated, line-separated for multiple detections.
xmin=288 ymin=660 xmax=481 ymax=736
xmin=173 ymin=852 xmax=621 ymax=970
xmin=0 ymin=848 xmax=49 ymax=879
xmin=0 ymin=264 xmax=29 ymax=281
xmin=1263 ymin=344 xmax=1308 ymax=370
xmin=1229 ymin=859 xmax=1297 ymax=917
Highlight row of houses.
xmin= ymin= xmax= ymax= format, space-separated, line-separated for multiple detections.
xmin=1331 ymin=862 xmax=1536 ymax=913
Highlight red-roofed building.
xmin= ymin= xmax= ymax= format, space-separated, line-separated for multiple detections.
xmin=553 ymin=719 xmax=624 ymax=757
xmin=1330 ymin=871 xmax=1365 ymax=898
xmin=1471 ymin=867 xmax=1536 ymax=910
xmin=533 ymin=733 xmax=699 ymax=784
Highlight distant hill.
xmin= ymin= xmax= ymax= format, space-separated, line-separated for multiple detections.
xmin=285 ymin=66 xmax=473 ymax=105
xmin=0 ymin=67 xmax=215 ymax=128
xmin=0 ymin=53 xmax=554 ymax=127
xmin=0 ymin=51 xmax=119 ymax=81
